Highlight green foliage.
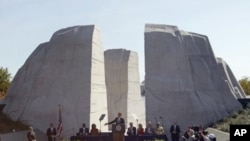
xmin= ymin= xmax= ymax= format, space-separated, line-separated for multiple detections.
xmin=212 ymin=106 xmax=250 ymax=133
xmin=239 ymin=76 xmax=250 ymax=95
xmin=0 ymin=67 xmax=11 ymax=97
xmin=0 ymin=110 xmax=29 ymax=133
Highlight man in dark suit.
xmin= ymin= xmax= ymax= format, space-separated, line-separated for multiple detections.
xmin=78 ymin=123 xmax=89 ymax=136
xmin=170 ymin=122 xmax=181 ymax=141
xmin=105 ymin=112 xmax=125 ymax=141
xmin=105 ymin=112 xmax=125 ymax=125
xmin=46 ymin=123 xmax=57 ymax=141
xmin=127 ymin=122 xmax=136 ymax=136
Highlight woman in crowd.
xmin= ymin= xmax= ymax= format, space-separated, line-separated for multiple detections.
xmin=90 ymin=123 xmax=99 ymax=136
xmin=137 ymin=123 xmax=144 ymax=135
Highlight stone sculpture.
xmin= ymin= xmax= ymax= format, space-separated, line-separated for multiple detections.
xmin=216 ymin=57 xmax=246 ymax=99
xmin=3 ymin=25 xmax=108 ymax=132
xmin=2 ymin=23 xmax=246 ymax=137
xmin=144 ymin=24 xmax=244 ymax=129
xmin=104 ymin=49 xmax=145 ymax=128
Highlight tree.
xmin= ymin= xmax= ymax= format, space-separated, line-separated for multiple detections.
xmin=0 ymin=67 xmax=11 ymax=97
xmin=239 ymin=76 xmax=250 ymax=95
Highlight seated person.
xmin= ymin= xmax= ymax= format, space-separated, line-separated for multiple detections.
xmin=145 ymin=121 xmax=154 ymax=135
xmin=137 ymin=123 xmax=144 ymax=135
xmin=90 ymin=123 xmax=99 ymax=136
xmin=155 ymin=122 xmax=164 ymax=135
xmin=127 ymin=122 xmax=136 ymax=136
xmin=77 ymin=123 xmax=89 ymax=136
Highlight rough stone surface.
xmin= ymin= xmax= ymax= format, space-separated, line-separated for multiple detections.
xmin=144 ymin=24 xmax=244 ymax=129
xmin=216 ymin=57 xmax=246 ymax=98
xmin=104 ymin=49 xmax=145 ymax=128
xmin=3 ymin=25 xmax=108 ymax=132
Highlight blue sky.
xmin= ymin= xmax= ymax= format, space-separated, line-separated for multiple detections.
xmin=1 ymin=0 xmax=249 ymax=81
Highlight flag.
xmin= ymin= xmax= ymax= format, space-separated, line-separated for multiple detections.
xmin=57 ymin=105 xmax=63 ymax=139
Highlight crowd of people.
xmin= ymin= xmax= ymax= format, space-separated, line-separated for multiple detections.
xmin=74 ymin=116 xmax=217 ymax=141
xmin=27 ymin=112 xmax=216 ymax=141
xmin=126 ymin=121 xmax=165 ymax=136
xmin=126 ymin=122 xmax=217 ymax=141
xmin=77 ymin=123 xmax=100 ymax=136
xmin=181 ymin=125 xmax=216 ymax=141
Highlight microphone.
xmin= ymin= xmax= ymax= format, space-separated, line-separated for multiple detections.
xmin=99 ymin=114 xmax=106 ymax=121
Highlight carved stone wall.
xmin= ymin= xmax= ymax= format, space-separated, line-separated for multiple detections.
xmin=3 ymin=25 xmax=108 ymax=132
xmin=105 ymin=49 xmax=145 ymax=128
xmin=144 ymin=24 xmax=243 ymax=129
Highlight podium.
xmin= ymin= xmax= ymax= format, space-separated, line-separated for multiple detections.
xmin=112 ymin=124 xmax=125 ymax=141
xmin=112 ymin=124 xmax=125 ymax=133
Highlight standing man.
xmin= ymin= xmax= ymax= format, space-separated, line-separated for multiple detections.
xmin=105 ymin=112 xmax=125 ymax=141
xmin=27 ymin=126 xmax=36 ymax=141
xmin=46 ymin=123 xmax=57 ymax=141
xmin=105 ymin=112 xmax=125 ymax=125
xmin=170 ymin=122 xmax=181 ymax=141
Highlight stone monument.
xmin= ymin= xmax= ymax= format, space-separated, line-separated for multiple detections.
xmin=144 ymin=24 xmax=244 ymax=129
xmin=3 ymin=25 xmax=108 ymax=132
xmin=105 ymin=49 xmax=145 ymax=127
xmin=216 ymin=57 xmax=246 ymax=99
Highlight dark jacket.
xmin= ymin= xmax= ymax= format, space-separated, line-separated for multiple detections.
xmin=79 ymin=127 xmax=89 ymax=135
xmin=46 ymin=127 xmax=57 ymax=141
xmin=170 ymin=124 xmax=181 ymax=135
xmin=107 ymin=117 xmax=125 ymax=125
xmin=127 ymin=127 xmax=137 ymax=135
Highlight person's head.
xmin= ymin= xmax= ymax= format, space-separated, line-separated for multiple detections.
xmin=147 ymin=121 xmax=152 ymax=127
xmin=129 ymin=122 xmax=133 ymax=127
xmin=138 ymin=124 xmax=143 ymax=128
xmin=50 ymin=123 xmax=53 ymax=128
xmin=187 ymin=125 xmax=193 ymax=131
xmin=188 ymin=129 xmax=194 ymax=137
xmin=118 ymin=112 xmax=122 ymax=117
xmin=173 ymin=121 xmax=177 ymax=125
xmin=201 ymin=131 xmax=208 ymax=136
xmin=29 ymin=126 xmax=33 ymax=131
xmin=92 ymin=124 xmax=96 ymax=129
xmin=82 ymin=123 xmax=86 ymax=127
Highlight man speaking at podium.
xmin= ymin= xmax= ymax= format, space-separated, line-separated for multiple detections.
xmin=105 ymin=112 xmax=125 ymax=141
